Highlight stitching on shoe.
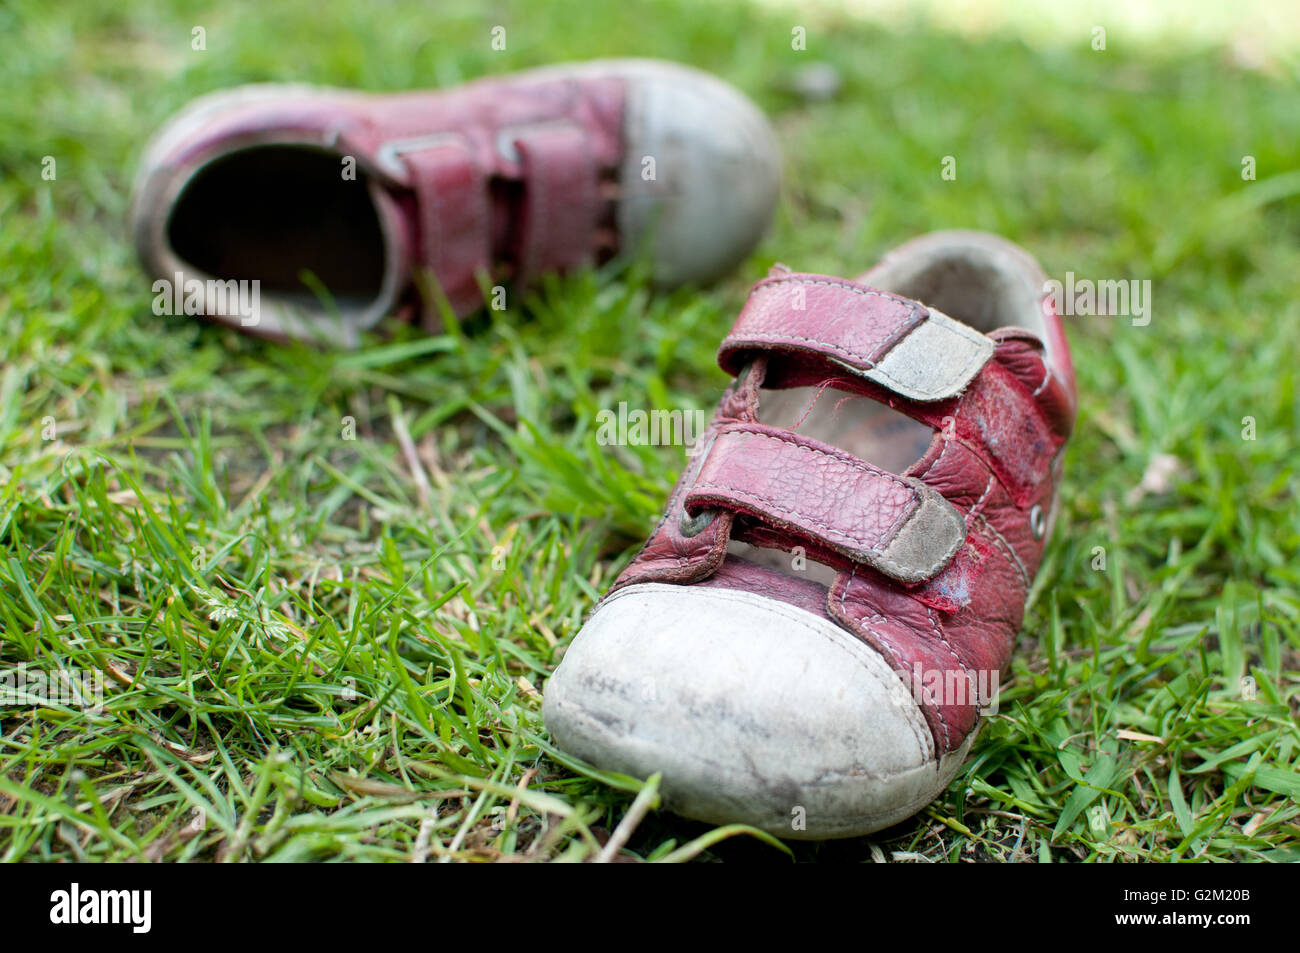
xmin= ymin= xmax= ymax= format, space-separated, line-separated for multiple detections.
xmin=914 ymin=435 xmax=952 ymax=480
xmin=729 ymin=332 xmax=882 ymax=369
xmin=863 ymin=621 xmax=937 ymax=758
xmin=751 ymin=276 xmax=927 ymax=317
xmin=736 ymin=278 xmax=995 ymax=402
xmin=923 ymin=604 xmax=975 ymax=754
xmin=969 ymin=514 xmax=1031 ymax=590
xmin=691 ymin=428 xmax=925 ymax=567
xmin=970 ymin=472 xmax=996 ymax=519
xmin=836 ymin=566 xmax=934 ymax=761
xmin=693 ymin=481 xmax=895 ymax=554
xmin=729 ymin=278 xmax=924 ymax=371
xmin=720 ymin=427 xmax=916 ymax=494
xmin=1032 ymin=359 xmax=1052 ymax=397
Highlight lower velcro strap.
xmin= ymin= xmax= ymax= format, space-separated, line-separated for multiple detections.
xmin=684 ymin=423 xmax=965 ymax=583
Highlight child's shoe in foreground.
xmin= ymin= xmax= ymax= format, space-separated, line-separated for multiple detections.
xmin=130 ymin=60 xmax=780 ymax=343
xmin=544 ymin=231 xmax=1077 ymax=839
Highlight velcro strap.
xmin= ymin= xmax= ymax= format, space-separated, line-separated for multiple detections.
xmin=401 ymin=138 xmax=492 ymax=320
xmin=511 ymin=123 xmax=599 ymax=286
xmin=685 ymin=423 xmax=965 ymax=583
xmin=717 ymin=274 xmax=994 ymax=402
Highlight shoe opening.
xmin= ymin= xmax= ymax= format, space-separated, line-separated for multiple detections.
xmin=166 ymin=145 xmax=387 ymax=312
xmin=862 ymin=235 xmax=1047 ymax=338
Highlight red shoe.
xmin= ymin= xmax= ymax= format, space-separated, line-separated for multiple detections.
xmin=131 ymin=60 xmax=780 ymax=343
xmin=544 ymin=231 xmax=1076 ymax=839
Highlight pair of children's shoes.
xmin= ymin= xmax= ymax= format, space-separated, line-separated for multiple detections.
xmin=133 ymin=61 xmax=1075 ymax=839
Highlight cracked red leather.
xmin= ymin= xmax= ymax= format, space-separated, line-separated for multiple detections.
xmin=613 ymin=272 xmax=1076 ymax=757
xmin=166 ymin=72 xmax=625 ymax=321
xmin=717 ymin=274 xmax=926 ymax=378
xmin=683 ymin=422 xmax=962 ymax=581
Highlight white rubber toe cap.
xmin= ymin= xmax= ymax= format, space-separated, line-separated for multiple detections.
xmin=544 ymin=582 xmax=970 ymax=839
xmin=604 ymin=61 xmax=781 ymax=287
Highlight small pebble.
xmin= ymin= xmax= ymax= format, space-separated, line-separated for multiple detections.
xmin=788 ymin=62 xmax=842 ymax=102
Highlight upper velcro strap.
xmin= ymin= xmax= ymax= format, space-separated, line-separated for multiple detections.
xmin=717 ymin=274 xmax=995 ymax=402
xmin=399 ymin=136 xmax=493 ymax=321
xmin=685 ymin=423 xmax=966 ymax=583
xmin=510 ymin=122 xmax=599 ymax=286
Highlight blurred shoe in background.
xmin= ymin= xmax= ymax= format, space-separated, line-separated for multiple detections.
xmin=130 ymin=59 xmax=781 ymax=343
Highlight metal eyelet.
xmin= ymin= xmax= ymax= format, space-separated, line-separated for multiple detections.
xmin=1029 ymin=504 xmax=1047 ymax=540
xmin=679 ymin=508 xmax=718 ymax=538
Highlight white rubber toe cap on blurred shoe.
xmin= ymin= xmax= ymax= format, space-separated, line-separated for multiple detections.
xmin=543 ymin=582 xmax=971 ymax=839
xmin=605 ymin=61 xmax=781 ymax=287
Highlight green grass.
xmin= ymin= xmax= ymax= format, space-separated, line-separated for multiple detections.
xmin=1 ymin=0 xmax=1298 ymax=862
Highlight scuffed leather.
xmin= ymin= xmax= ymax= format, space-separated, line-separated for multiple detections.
xmin=718 ymin=275 xmax=925 ymax=379
xmin=684 ymin=422 xmax=965 ymax=582
xmin=615 ymin=272 xmax=1076 ymax=757
xmin=717 ymin=273 xmax=994 ymax=400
